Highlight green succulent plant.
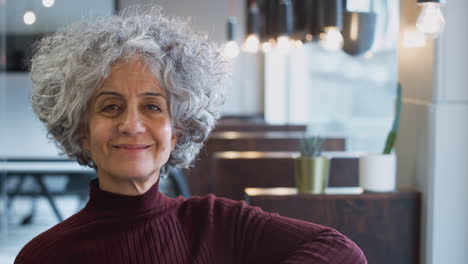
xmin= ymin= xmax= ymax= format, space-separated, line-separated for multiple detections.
xmin=383 ymin=83 xmax=402 ymax=154
xmin=299 ymin=135 xmax=325 ymax=158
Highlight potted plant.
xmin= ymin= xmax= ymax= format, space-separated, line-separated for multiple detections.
xmin=295 ymin=135 xmax=329 ymax=194
xmin=359 ymin=83 xmax=402 ymax=192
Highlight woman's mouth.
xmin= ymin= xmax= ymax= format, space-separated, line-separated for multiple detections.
xmin=113 ymin=144 xmax=151 ymax=153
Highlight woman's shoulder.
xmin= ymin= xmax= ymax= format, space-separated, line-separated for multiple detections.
xmin=179 ymin=194 xmax=266 ymax=216
xmin=175 ymin=193 xmax=272 ymax=231
xmin=14 ymin=209 xmax=91 ymax=264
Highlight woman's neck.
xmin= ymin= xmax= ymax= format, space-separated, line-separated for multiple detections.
xmin=97 ymin=171 xmax=160 ymax=196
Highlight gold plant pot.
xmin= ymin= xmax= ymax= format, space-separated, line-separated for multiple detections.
xmin=295 ymin=156 xmax=329 ymax=194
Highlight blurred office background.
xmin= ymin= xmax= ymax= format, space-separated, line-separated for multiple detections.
xmin=1 ymin=0 xmax=467 ymax=263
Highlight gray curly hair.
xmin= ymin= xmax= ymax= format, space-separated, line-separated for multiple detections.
xmin=30 ymin=7 xmax=229 ymax=177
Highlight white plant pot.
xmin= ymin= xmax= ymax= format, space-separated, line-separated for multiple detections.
xmin=359 ymin=153 xmax=396 ymax=192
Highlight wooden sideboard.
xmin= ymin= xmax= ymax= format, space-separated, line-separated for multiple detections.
xmin=186 ymin=132 xmax=345 ymax=196
xmin=212 ymin=151 xmax=359 ymax=201
xmin=245 ymin=190 xmax=421 ymax=264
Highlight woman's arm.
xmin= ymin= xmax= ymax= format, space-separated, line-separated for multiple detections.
xmin=186 ymin=195 xmax=367 ymax=263
xmin=252 ymin=212 xmax=367 ymax=264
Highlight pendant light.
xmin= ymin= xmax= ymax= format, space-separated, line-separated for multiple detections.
xmin=260 ymin=0 xmax=277 ymax=53
xmin=416 ymin=0 xmax=445 ymax=38
xmin=276 ymin=0 xmax=295 ymax=53
xmin=292 ymin=0 xmax=306 ymax=42
xmin=244 ymin=0 xmax=261 ymax=53
xmin=23 ymin=0 xmax=36 ymax=26
xmin=223 ymin=0 xmax=240 ymax=59
xmin=341 ymin=0 xmax=377 ymax=56
xmin=23 ymin=10 xmax=36 ymax=25
xmin=42 ymin=0 xmax=55 ymax=8
xmin=223 ymin=18 xmax=240 ymax=59
xmin=304 ymin=0 xmax=322 ymax=42
xmin=319 ymin=0 xmax=344 ymax=52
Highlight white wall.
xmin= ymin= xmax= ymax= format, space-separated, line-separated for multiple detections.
xmin=431 ymin=0 xmax=468 ymax=260
xmin=0 ymin=73 xmax=61 ymax=158
xmin=397 ymin=0 xmax=468 ymax=263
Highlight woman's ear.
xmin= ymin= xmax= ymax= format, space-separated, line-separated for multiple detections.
xmin=171 ymin=133 xmax=178 ymax=151
xmin=83 ymin=138 xmax=90 ymax=153
xmin=79 ymin=126 xmax=90 ymax=153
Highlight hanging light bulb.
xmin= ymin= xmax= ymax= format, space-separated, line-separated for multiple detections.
xmin=23 ymin=10 xmax=36 ymax=25
xmin=261 ymin=38 xmax=276 ymax=53
xmin=320 ymin=27 xmax=344 ymax=51
xmin=223 ymin=17 xmax=240 ymax=59
xmin=416 ymin=1 xmax=445 ymax=38
xmin=244 ymin=0 xmax=261 ymax=53
xmin=243 ymin=34 xmax=260 ymax=53
xmin=294 ymin=40 xmax=303 ymax=48
xmin=223 ymin=41 xmax=240 ymax=59
xmin=42 ymin=0 xmax=55 ymax=8
xmin=273 ymin=0 xmax=294 ymax=53
xmin=318 ymin=0 xmax=343 ymax=51
xmin=276 ymin=35 xmax=292 ymax=53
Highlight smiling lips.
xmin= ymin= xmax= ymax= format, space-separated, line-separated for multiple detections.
xmin=114 ymin=144 xmax=151 ymax=150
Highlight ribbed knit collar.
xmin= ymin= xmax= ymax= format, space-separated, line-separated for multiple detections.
xmin=86 ymin=178 xmax=172 ymax=215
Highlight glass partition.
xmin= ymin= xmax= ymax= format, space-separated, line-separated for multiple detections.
xmin=264 ymin=0 xmax=399 ymax=153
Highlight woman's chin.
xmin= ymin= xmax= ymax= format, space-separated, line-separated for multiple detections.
xmin=108 ymin=167 xmax=159 ymax=183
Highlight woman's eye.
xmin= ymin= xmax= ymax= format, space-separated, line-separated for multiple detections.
xmin=102 ymin=104 xmax=120 ymax=112
xmin=146 ymin=104 xmax=162 ymax=112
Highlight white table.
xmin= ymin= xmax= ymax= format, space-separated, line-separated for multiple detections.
xmin=0 ymin=159 xmax=95 ymax=222
xmin=1 ymin=161 xmax=94 ymax=174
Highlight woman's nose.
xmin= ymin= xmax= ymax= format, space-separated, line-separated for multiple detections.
xmin=118 ymin=106 xmax=146 ymax=135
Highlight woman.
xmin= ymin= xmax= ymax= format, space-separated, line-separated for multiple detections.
xmin=15 ymin=7 xmax=366 ymax=264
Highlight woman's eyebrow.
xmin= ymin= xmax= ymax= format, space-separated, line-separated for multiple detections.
xmin=95 ymin=91 xmax=166 ymax=99
xmin=95 ymin=91 xmax=122 ymax=99
xmin=139 ymin=92 xmax=166 ymax=99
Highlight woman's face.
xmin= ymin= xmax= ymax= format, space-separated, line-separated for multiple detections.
xmin=83 ymin=59 xmax=177 ymax=187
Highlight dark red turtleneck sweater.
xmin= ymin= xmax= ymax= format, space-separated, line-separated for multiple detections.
xmin=15 ymin=178 xmax=366 ymax=264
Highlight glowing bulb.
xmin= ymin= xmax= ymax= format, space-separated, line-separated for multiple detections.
xmin=320 ymin=27 xmax=343 ymax=52
xmin=276 ymin=36 xmax=292 ymax=53
xmin=294 ymin=40 xmax=303 ymax=48
xmin=222 ymin=41 xmax=240 ymax=59
xmin=42 ymin=0 xmax=55 ymax=7
xmin=261 ymin=39 xmax=276 ymax=53
xmin=416 ymin=2 xmax=445 ymax=38
xmin=23 ymin=11 xmax=36 ymax=25
xmin=243 ymin=34 xmax=260 ymax=53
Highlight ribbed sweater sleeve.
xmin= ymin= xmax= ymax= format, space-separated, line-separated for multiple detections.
xmin=187 ymin=195 xmax=367 ymax=263
xmin=257 ymin=214 xmax=367 ymax=263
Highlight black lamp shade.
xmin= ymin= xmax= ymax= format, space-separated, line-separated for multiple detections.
xmin=227 ymin=18 xmax=237 ymax=41
xmin=305 ymin=0 xmax=322 ymax=39
xmin=341 ymin=11 xmax=377 ymax=56
xmin=319 ymin=0 xmax=343 ymax=29
xmin=292 ymin=0 xmax=306 ymax=32
xmin=261 ymin=0 xmax=276 ymax=40
xmin=417 ymin=0 xmax=445 ymax=3
xmin=277 ymin=0 xmax=294 ymax=36
xmin=246 ymin=1 xmax=261 ymax=35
